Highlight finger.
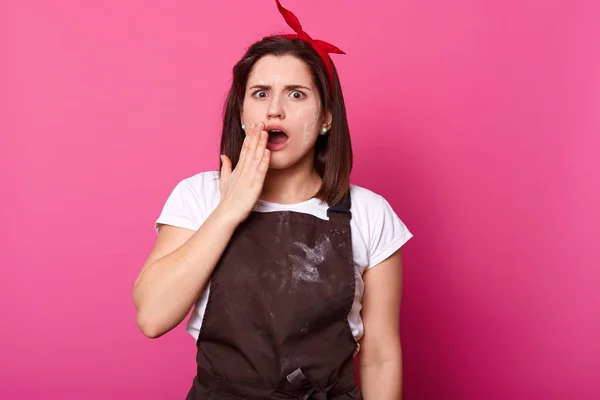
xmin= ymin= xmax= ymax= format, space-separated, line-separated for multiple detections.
xmin=253 ymin=130 xmax=268 ymax=165
xmin=236 ymin=125 xmax=250 ymax=168
xmin=242 ymin=122 xmax=262 ymax=172
xmin=237 ymin=123 xmax=254 ymax=170
xmin=220 ymin=154 xmax=232 ymax=185
xmin=255 ymin=149 xmax=271 ymax=183
xmin=239 ymin=122 xmax=256 ymax=172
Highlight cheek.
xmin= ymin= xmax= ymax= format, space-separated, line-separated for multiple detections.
xmin=241 ymin=100 xmax=262 ymax=125
xmin=293 ymin=105 xmax=320 ymax=145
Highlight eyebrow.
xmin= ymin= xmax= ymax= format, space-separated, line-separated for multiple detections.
xmin=248 ymin=84 xmax=312 ymax=91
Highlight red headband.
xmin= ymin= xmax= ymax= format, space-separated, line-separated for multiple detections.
xmin=275 ymin=0 xmax=345 ymax=93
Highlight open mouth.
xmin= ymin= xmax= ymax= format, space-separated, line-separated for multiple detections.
xmin=267 ymin=129 xmax=288 ymax=144
xmin=266 ymin=128 xmax=290 ymax=151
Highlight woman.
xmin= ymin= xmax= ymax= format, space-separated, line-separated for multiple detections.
xmin=133 ymin=1 xmax=412 ymax=398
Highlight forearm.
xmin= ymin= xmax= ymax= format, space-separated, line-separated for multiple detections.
xmin=133 ymin=206 xmax=239 ymax=337
xmin=359 ymin=347 xmax=403 ymax=400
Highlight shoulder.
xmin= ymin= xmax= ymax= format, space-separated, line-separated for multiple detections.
xmin=180 ymin=170 xmax=220 ymax=196
xmin=348 ymin=183 xmax=390 ymax=222
xmin=174 ymin=169 xmax=222 ymax=216
xmin=154 ymin=170 xmax=220 ymax=233
xmin=348 ymin=183 xmax=413 ymax=269
xmin=166 ymin=170 xmax=221 ymax=209
xmin=349 ymin=184 xmax=386 ymax=207
xmin=347 ymin=184 xmax=390 ymax=236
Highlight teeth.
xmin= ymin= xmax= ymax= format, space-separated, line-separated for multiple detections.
xmin=269 ymin=129 xmax=283 ymax=133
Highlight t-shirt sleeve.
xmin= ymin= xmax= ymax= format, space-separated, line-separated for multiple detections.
xmin=154 ymin=179 xmax=203 ymax=233
xmin=368 ymin=196 xmax=413 ymax=269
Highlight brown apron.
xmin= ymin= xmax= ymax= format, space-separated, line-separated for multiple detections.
xmin=186 ymin=193 xmax=361 ymax=399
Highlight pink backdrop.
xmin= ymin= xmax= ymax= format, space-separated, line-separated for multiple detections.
xmin=2 ymin=0 xmax=599 ymax=399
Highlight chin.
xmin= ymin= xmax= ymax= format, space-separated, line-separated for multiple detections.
xmin=267 ymin=159 xmax=296 ymax=170
xmin=267 ymin=151 xmax=308 ymax=171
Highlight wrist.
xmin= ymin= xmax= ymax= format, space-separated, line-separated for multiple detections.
xmin=211 ymin=204 xmax=243 ymax=232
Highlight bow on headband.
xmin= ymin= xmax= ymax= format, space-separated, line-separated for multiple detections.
xmin=275 ymin=0 xmax=345 ymax=93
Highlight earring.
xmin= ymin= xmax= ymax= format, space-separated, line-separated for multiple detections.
xmin=242 ymin=124 xmax=246 ymax=130
xmin=322 ymin=127 xmax=328 ymax=133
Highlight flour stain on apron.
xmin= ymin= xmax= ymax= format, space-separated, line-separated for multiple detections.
xmin=289 ymin=235 xmax=332 ymax=284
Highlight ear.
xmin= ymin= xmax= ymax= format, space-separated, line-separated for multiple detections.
xmin=320 ymin=109 xmax=333 ymax=135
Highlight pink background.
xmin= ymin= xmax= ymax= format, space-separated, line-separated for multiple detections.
xmin=2 ymin=0 xmax=599 ymax=399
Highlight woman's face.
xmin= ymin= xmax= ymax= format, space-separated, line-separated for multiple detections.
xmin=241 ymin=54 xmax=330 ymax=170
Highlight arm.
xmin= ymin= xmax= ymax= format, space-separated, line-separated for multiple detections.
xmin=133 ymin=122 xmax=271 ymax=338
xmin=132 ymin=207 xmax=239 ymax=338
xmin=357 ymin=249 xmax=403 ymax=400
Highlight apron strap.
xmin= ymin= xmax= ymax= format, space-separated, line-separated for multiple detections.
xmin=326 ymin=191 xmax=352 ymax=223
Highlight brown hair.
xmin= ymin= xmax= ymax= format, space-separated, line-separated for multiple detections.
xmin=219 ymin=36 xmax=352 ymax=206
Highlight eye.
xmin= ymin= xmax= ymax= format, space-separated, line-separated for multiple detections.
xmin=252 ymin=90 xmax=268 ymax=98
xmin=290 ymin=91 xmax=305 ymax=99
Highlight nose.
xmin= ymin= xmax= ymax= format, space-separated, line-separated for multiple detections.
xmin=266 ymin=94 xmax=285 ymax=120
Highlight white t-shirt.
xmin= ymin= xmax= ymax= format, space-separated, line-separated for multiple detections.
xmin=155 ymin=171 xmax=413 ymax=344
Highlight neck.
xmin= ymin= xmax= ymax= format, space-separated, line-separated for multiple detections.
xmin=260 ymin=153 xmax=322 ymax=204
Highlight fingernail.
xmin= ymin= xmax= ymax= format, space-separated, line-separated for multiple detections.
xmin=256 ymin=122 xmax=263 ymax=130
xmin=250 ymin=123 xmax=256 ymax=129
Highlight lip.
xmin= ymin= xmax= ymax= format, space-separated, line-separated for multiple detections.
xmin=265 ymin=124 xmax=290 ymax=152
xmin=267 ymin=140 xmax=289 ymax=151
xmin=264 ymin=124 xmax=288 ymax=136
